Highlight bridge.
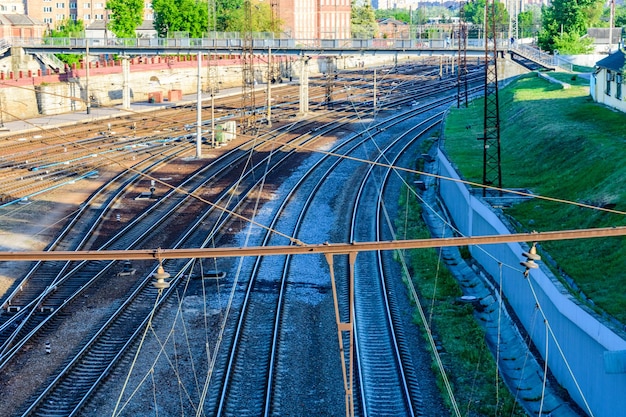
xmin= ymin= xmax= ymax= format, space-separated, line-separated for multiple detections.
xmin=6 ymin=36 xmax=542 ymax=60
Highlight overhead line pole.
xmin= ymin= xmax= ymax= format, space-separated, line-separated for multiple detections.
xmin=1 ymin=226 xmax=625 ymax=262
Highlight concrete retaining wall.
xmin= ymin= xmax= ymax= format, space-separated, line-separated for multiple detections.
xmin=436 ymin=148 xmax=626 ymax=417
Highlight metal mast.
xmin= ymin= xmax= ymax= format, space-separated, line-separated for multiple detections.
xmin=324 ymin=57 xmax=335 ymax=109
xmin=457 ymin=1 xmax=468 ymax=108
xmin=480 ymin=0 xmax=502 ymax=196
xmin=240 ymin=0 xmax=257 ymax=134
xmin=507 ymin=0 xmax=519 ymax=44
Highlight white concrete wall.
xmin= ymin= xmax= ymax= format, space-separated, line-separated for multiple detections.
xmin=437 ymin=148 xmax=626 ymax=417
xmin=590 ymin=67 xmax=626 ymax=114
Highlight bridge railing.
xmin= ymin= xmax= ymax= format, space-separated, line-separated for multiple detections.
xmin=8 ymin=36 xmax=512 ymax=52
xmin=510 ymin=43 xmax=573 ymax=71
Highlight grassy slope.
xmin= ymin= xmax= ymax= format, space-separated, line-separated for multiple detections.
xmin=443 ymin=73 xmax=626 ymax=323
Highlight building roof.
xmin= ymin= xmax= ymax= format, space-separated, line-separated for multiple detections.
xmin=587 ymin=27 xmax=622 ymax=45
xmin=596 ymin=49 xmax=626 ymax=72
xmin=377 ymin=17 xmax=408 ymax=27
xmin=0 ymin=13 xmax=43 ymax=26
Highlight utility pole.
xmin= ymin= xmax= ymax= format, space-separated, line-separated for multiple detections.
xmin=324 ymin=57 xmax=335 ymax=109
xmin=266 ymin=47 xmax=272 ymax=128
xmin=373 ymin=68 xmax=377 ymax=110
xmin=208 ymin=0 xmax=217 ymax=147
xmin=457 ymin=1 xmax=468 ymax=108
xmin=240 ymin=0 xmax=257 ymax=134
xmin=609 ymin=0 xmax=616 ymax=52
xmin=85 ymin=39 xmax=90 ymax=114
xmin=479 ymin=0 xmax=503 ymax=196
xmin=196 ymin=52 xmax=202 ymax=158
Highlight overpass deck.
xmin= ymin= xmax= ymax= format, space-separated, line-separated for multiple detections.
xmin=11 ymin=36 xmax=509 ymax=57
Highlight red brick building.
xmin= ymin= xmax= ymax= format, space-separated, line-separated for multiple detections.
xmin=278 ymin=0 xmax=351 ymax=40
xmin=0 ymin=14 xmax=46 ymax=39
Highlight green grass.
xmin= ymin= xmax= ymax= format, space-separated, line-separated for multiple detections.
xmin=443 ymin=72 xmax=626 ymax=323
xmin=396 ymin=184 xmax=525 ymax=416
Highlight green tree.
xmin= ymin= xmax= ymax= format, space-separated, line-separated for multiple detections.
xmin=412 ymin=7 xmax=428 ymax=25
xmin=553 ymin=31 xmax=595 ymax=54
xmin=463 ymin=0 xmax=508 ymax=28
xmin=49 ymin=18 xmax=85 ymax=37
xmin=106 ymin=0 xmax=144 ymax=38
xmin=352 ymin=0 xmax=377 ymax=38
xmin=537 ymin=0 xmax=604 ymax=52
xmin=517 ymin=5 xmax=541 ymax=39
xmin=374 ymin=8 xmax=410 ymax=23
xmin=616 ymin=5 xmax=626 ymax=27
xmin=46 ymin=19 xmax=85 ymax=65
xmin=152 ymin=0 xmax=209 ymax=37
xmin=215 ymin=0 xmax=243 ymax=31
xmin=220 ymin=0 xmax=274 ymax=32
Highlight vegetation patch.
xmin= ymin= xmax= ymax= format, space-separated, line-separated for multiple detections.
xmin=396 ymin=183 xmax=525 ymax=416
xmin=443 ymin=72 xmax=626 ymax=323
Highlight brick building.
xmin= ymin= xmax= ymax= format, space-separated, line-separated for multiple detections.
xmin=275 ymin=0 xmax=351 ymax=40
xmin=16 ymin=0 xmax=349 ymax=41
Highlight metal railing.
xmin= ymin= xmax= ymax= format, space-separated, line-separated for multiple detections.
xmin=8 ymin=36 xmax=509 ymax=52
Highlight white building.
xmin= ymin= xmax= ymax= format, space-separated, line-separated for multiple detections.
xmin=590 ymin=49 xmax=626 ymax=113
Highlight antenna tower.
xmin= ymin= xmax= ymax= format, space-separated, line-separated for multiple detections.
xmin=240 ymin=0 xmax=257 ymax=134
xmin=480 ymin=0 xmax=502 ymax=196
xmin=457 ymin=2 xmax=468 ymax=108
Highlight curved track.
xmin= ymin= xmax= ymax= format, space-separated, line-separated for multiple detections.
xmin=0 ymin=62 xmax=486 ymax=416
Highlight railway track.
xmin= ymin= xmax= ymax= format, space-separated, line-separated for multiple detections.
xmin=0 ymin=62 xmax=486 ymax=416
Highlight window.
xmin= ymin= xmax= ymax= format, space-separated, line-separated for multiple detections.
xmin=56 ymin=13 xmax=65 ymax=19
xmin=617 ymin=74 xmax=623 ymax=100
xmin=70 ymin=13 xmax=77 ymax=20
xmin=95 ymin=2 xmax=104 ymax=8
xmin=606 ymin=71 xmax=612 ymax=96
xmin=44 ymin=17 xmax=53 ymax=23
xmin=56 ymin=3 xmax=65 ymax=8
xmin=43 ymin=6 xmax=52 ymax=12
xmin=70 ymin=2 xmax=76 ymax=8
xmin=84 ymin=2 xmax=90 ymax=7
xmin=84 ymin=13 xmax=90 ymax=19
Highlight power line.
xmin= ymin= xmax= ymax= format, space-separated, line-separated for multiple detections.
xmin=1 ymin=226 xmax=625 ymax=262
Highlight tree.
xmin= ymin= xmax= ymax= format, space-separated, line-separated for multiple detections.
xmin=552 ymin=31 xmax=595 ymax=54
xmin=374 ymin=8 xmax=410 ymax=23
xmin=219 ymin=0 xmax=274 ymax=32
xmin=152 ymin=0 xmax=209 ymax=37
xmin=517 ymin=6 xmax=541 ymax=39
xmin=46 ymin=19 xmax=85 ymax=65
xmin=463 ymin=0 xmax=509 ymax=29
xmin=106 ymin=0 xmax=144 ymax=38
xmin=537 ymin=0 xmax=604 ymax=52
xmin=49 ymin=18 xmax=85 ymax=37
xmin=352 ymin=0 xmax=377 ymax=38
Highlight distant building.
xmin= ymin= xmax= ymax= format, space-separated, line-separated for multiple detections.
xmin=590 ymin=49 xmax=626 ymax=114
xmin=23 ymin=0 xmax=153 ymax=31
xmin=0 ymin=1 xmax=26 ymax=14
xmin=377 ymin=17 xmax=410 ymax=39
xmin=279 ymin=0 xmax=351 ymax=40
xmin=587 ymin=27 xmax=623 ymax=54
xmin=0 ymin=13 xmax=46 ymax=40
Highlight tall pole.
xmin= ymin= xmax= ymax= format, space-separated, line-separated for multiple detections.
xmin=122 ymin=56 xmax=130 ymax=110
xmin=373 ymin=68 xmax=377 ymax=109
xmin=85 ymin=39 xmax=90 ymax=114
xmin=196 ymin=52 xmax=202 ymax=158
xmin=211 ymin=77 xmax=215 ymax=148
xmin=266 ymin=47 xmax=272 ymax=128
xmin=609 ymin=0 xmax=615 ymax=52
